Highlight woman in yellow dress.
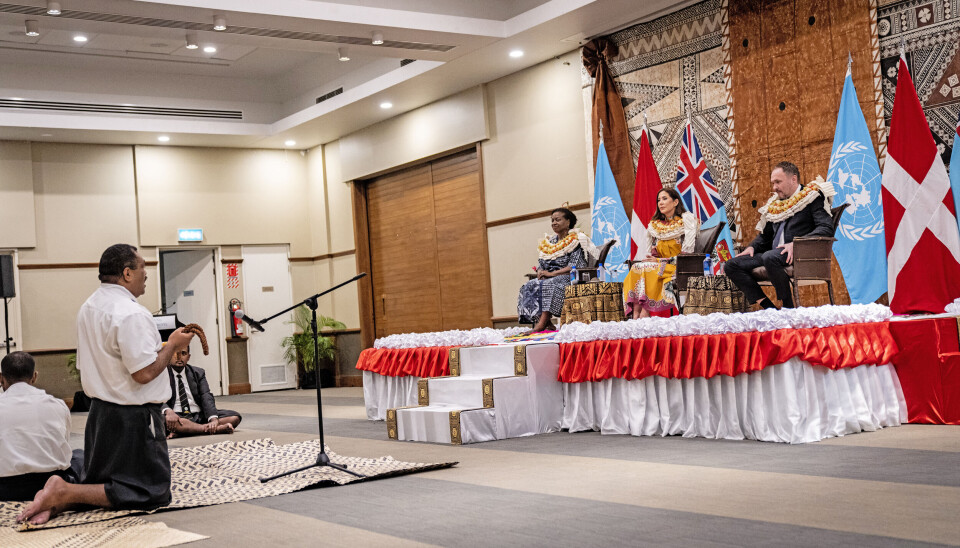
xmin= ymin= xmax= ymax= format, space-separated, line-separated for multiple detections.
xmin=623 ymin=188 xmax=699 ymax=319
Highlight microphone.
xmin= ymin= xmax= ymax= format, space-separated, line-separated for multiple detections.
xmin=234 ymin=309 xmax=265 ymax=332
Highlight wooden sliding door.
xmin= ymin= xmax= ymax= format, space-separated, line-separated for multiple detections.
xmin=362 ymin=147 xmax=492 ymax=339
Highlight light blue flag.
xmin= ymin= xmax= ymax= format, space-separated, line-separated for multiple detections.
xmin=592 ymin=142 xmax=632 ymax=282
xmin=700 ymin=207 xmax=736 ymax=272
xmin=950 ymin=110 xmax=960 ymax=238
xmin=827 ymin=66 xmax=887 ymax=304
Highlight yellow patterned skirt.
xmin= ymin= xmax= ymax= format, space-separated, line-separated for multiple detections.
xmin=622 ymin=238 xmax=681 ymax=316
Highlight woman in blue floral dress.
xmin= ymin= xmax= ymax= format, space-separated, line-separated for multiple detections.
xmin=517 ymin=208 xmax=589 ymax=332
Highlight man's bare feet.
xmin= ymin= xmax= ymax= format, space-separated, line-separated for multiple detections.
xmin=17 ymin=475 xmax=69 ymax=525
xmin=216 ymin=423 xmax=234 ymax=434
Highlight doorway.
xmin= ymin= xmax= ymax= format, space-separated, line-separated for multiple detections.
xmin=159 ymin=248 xmax=226 ymax=396
xmin=242 ymin=245 xmax=296 ymax=392
xmin=361 ymin=147 xmax=493 ymax=339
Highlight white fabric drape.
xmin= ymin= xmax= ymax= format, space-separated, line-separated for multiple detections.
xmin=561 ymin=359 xmax=906 ymax=444
xmin=363 ymin=371 xmax=419 ymax=420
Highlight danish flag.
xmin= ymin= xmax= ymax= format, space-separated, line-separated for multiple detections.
xmin=676 ymin=120 xmax=723 ymax=222
xmin=630 ymin=122 xmax=663 ymax=259
xmin=881 ymin=57 xmax=960 ymax=313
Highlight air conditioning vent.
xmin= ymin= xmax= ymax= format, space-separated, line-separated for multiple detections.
xmin=0 ymin=3 xmax=456 ymax=52
xmin=400 ymin=59 xmax=416 ymax=67
xmin=316 ymin=88 xmax=344 ymax=104
xmin=0 ymin=98 xmax=242 ymax=119
xmin=260 ymin=364 xmax=287 ymax=385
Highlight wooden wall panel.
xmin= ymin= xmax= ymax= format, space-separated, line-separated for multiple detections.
xmin=363 ymin=148 xmax=493 ymax=340
xmin=727 ymin=0 xmax=882 ymax=306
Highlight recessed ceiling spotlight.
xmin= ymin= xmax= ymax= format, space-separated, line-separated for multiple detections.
xmin=24 ymin=20 xmax=39 ymax=37
xmin=337 ymin=48 xmax=350 ymax=62
xmin=213 ymin=15 xmax=227 ymax=31
xmin=509 ymin=49 xmax=524 ymax=58
xmin=372 ymin=31 xmax=383 ymax=45
xmin=203 ymin=45 xmax=216 ymax=53
xmin=73 ymin=35 xmax=87 ymax=43
xmin=46 ymin=1 xmax=61 ymax=15
xmin=157 ymin=136 xmax=170 ymax=142
xmin=284 ymin=140 xmax=296 ymax=147
xmin=185 ymin=33 xmax=198 ymax=49
xmin=379 ymin=101 xmax=392 ymax=109
xmin=41 ymin=133 xmax=53 ymax=137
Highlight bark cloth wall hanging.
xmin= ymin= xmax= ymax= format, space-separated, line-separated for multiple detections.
xmin=582 ymin=0 xmax=735 ymax=234
xmin=879 ymin=0 xmax=960 ymax=166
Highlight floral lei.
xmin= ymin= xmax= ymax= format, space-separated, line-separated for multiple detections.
xmin=538 ymin=230 xmax=587 ymax=260
xmin=648 ymin=216 xmax=685 ymax=241
xmin=756 ymin=177 xmax=836 ymax=230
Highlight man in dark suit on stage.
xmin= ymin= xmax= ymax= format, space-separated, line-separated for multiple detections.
xmin=725 ymin=161 xmax=834 ymax=309
xmin=162 ymin=346 xmax=241 ymax=438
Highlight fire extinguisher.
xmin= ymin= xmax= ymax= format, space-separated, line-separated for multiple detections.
xmin=229 ymin=298 xmax=244 ymax=337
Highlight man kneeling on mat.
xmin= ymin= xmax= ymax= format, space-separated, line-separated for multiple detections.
xmin=18 ymin=243 xmax=194 ymax=525
xmin=162 ymin=346 xmax=241 ymax=438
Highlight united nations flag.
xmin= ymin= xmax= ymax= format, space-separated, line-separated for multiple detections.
xmin=827 ymin=63 xmax=887 ymax=305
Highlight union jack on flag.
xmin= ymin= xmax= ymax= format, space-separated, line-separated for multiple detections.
xmin=676 ymin=120 xmax=723 ymax=223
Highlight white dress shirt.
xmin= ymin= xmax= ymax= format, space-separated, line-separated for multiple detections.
xmin=77 ymin=283 xmax=171 ymax=405
xmin=0 ymin=382 xmax=72 ymax=477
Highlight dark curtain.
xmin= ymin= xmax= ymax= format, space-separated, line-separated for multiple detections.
xmin=582 ymin=38 xmax=634 ymax=209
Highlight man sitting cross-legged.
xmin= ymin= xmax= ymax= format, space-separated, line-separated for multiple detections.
xmin=0 ymin=352 xmax=81 ymax=501
xmin=162 ymin=346 xmax=241 ymax=438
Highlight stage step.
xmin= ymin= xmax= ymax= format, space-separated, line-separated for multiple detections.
xmin=387 ymin=343 xmax=562 ymax=445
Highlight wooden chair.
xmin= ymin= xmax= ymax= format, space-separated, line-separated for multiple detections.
xmin=749 ymin=203 xmax=849 ymax=306
xmin=674 ymin=222 xmax=726 ymax=293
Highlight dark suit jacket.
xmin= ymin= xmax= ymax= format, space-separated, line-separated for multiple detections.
xmin=164 ymin=364 xmax=218 ymax=422
xmin=749 ymin=188 xmax=834 ymax=254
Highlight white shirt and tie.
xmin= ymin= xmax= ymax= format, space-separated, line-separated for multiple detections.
xmin=0 ymin=382 xmax=72 ymax=477
xmin=773 ymin=185 xmax=802 ymax=249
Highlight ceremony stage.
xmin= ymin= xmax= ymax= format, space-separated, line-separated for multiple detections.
xmin=357 ymin=305 xmax=960 ymax=445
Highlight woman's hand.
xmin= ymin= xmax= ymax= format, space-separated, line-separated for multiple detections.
xmin=649 ymin=247 xmax=660 ymax=258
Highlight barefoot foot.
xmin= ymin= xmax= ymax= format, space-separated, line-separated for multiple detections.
xmin=17 ymin=476 xmax=69 ymax=525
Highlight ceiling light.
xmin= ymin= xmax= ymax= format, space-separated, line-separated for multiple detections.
xmin=24 ymin=20 xmax=39 ymax=37
xmin=509 ymin=49 xmax=524 ymax=58
xmin=337 ymin=48 xmax=350 ymax=62
xmin=73 ymin=35 xmax=87 ymax=43
xmin=213 ymin=15 xmax=226 ymax=31
xmin=284 ymin=140 xmax=296 ymax=147
xmin=46 ymin=1 xmax=61 ymax=15
xmin=379 ymin=101 xmax=392 ymax=109
xmin=372 ymin=31 xmax=383 ymax=45
xmin=203 ymin=45 xmax=216 ymax=53
xmin=157 ymin=136 xmax=170 ymax=142
xmin=41 ymin=133 xmax=53 ymax=137
xmin=185 ymin=33 xmax=198 ymax=49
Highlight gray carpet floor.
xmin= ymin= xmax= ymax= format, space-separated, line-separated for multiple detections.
xmin=67 ymin=387 xmax=960 ymax=547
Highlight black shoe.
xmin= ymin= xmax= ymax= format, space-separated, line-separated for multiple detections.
xmin=759 ymin=297 xmax=778 ymax=310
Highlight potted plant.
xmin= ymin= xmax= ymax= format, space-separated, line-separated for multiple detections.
xmin=280 ymin=305 xmax=345 ymax=389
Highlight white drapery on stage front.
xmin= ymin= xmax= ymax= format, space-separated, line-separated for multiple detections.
xmin=363 ymin=371 xmax=419 ymax=421
xmin=562 ymin=359 xmax=906 ymax=444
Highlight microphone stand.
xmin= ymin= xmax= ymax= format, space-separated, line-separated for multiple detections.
xmin=253 ymin=273 xmax=368 ymax=482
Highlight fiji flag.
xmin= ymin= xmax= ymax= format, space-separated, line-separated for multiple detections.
xmin=592 ymin=141 xmax=632 ymax=282
xmin=827 ymin=62 xmax=886 ymax=304
xmin=676 ymin=120 xmax=724 ymax=221
xmin=700 ymin=207 xmax=735 ymax=274
xmin=951 ymin=110 xmax=960 ymax=238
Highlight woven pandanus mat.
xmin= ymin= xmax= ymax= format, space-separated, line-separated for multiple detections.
xmin=0 ymin=516 xmax=206 ymax=548
xmin=3 ymin=438 xmax=456 ymax=533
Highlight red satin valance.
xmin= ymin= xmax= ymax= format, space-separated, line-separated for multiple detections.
xmin=355 ymin=346 xmax=452 ymax=378
xmin=558 ymin=322 xmax=898 ymax=383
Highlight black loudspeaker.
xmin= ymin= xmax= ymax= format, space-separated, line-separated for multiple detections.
xmin=0 ymin=255 xmax=14 ymax=298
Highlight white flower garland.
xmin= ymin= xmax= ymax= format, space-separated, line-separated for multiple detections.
xmin=374 ymin=326 xmax=528 ymax=349
xmin=554 ymin=303 xmax=892 ymax=343
xmin=756 ymin=177 xmax=837 ymax=232
xmin=538 ymin=229 xmax=593 ymax=261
